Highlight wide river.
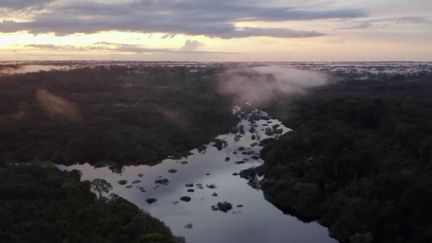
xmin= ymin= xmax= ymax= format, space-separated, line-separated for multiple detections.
xmin=59 ymin=107 xmax=337 ymax=243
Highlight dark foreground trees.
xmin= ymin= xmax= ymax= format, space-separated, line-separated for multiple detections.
xmin=0 ymin=165 xmax=176 ymax=243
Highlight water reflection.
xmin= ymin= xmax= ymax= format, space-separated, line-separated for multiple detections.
xmin=60 ymin=108 xmax=337 ymax=243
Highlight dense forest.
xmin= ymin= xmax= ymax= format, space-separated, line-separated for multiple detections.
xmin=252 ymin=74 xmax=432 ymax=243
xmin=0 ymin=165 xmax=178 ymax=243
xmin=3 ymin=64 xmax=432 ymax=243
xmin=0 ymin=65 xmax=237 ymax=166
xmin=0 ymin=65 xmax=237 ymax=243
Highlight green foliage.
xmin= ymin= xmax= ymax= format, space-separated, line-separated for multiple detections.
xmin=0 ymin=65 xmax=237 ymax=166
xmin=91 ymin=178 xmax=113 ymax=198
xmin=0 ymin=165 xmax=175 ymax=243
xmin=259 ymin=75 xmax=432 ymax=243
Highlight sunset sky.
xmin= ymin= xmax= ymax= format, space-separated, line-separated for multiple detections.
xmin=0 ymin=0 xmax=431 ymax=61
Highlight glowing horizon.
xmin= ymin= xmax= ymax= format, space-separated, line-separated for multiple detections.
xmin=0 ymin=0 xmax=431 ymax=61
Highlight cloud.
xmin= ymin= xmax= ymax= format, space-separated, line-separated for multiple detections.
xmin=0 ymin=0 xmax=52 ymax=9
xmin=0 ymin=0 xmax=366 ymax=38
xmin=220 ymin=27 xmax=324 ymax=38
xmin=25 ymin=42 xmax=236 ymax=55
xmin=338 ymin=16 xmax=432 ymax=30
xmin=26 ymin=43 xmax=177 ymax=53
xmin=218 ymin=66 xmax=329 ymax=106
xmin=180 ymin=40 xmax=203 ymax=52
xmin=26 ymin=44 xmax=88 ymax=51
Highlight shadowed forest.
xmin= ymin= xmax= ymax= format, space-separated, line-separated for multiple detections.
xmin=0 ymin=165 xmax=177 ymax=243
xmin=249 ymin=73 xmax=432 ymax=243
xmin=0 ymin=65 xmax=237 ymax=166
xmin=1 ymin=63 xmax=432 ymax=243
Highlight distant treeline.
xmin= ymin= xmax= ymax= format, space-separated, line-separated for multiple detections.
xmin=254 ymin=74 xmax=432 ymax=243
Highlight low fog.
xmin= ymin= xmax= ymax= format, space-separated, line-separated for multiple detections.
xmin=36 ymin=89 xmax=83 ymax=122
xmin=218 ymin=66 xmax=329 ymax=106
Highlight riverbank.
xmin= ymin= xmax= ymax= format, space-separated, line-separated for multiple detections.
xmin=0 ymin=165 xmax=178 ymax=243
xmin=60 ymin=107 xmax=336 ymax=243
xmin=253 ymin=74 xmax=432 ymax=243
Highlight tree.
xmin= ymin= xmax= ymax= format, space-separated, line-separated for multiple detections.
xmin=91 ymin=178 xmax=113 ymax=198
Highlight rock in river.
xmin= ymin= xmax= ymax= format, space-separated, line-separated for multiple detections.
xmin=206 ymin=184 xmax=217 ymax=189
xmin=155 ymin=178 xmax=169 ymax=185
xmin=146 ymin=198 xmax=157 ymax=204
xmin=168 ymin=169 xmax=178 ymax=174
xmin=132 ymin=179 xmax=141 ymax=184
xmin=211 ymin=202 xmax=233 ymax=213
xmin=118 ymin=180 xmax=128 ymax=185
xmin=180 ymin=196 xmax=191 ymax=202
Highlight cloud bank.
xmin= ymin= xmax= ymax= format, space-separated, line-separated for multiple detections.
xmin=0 ymin=0 xmax=366 ymax=38
xmin=0 ymin=0 xmax=51 ymax=9
xmin=339 ymin=16 xmax=432 ymax=30
xmin=25 ymin=40 xmax=235 ymax=55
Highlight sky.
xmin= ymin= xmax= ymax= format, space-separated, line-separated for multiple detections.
xmin=0 ymin=0 xmax=431 ymax=61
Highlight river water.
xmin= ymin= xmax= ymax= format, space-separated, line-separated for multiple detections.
xmin=59 ymin=107 xmax=336 ymax=243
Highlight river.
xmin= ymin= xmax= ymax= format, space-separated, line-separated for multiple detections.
xmin=59 ymin=107 xmax=337 ymax=243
